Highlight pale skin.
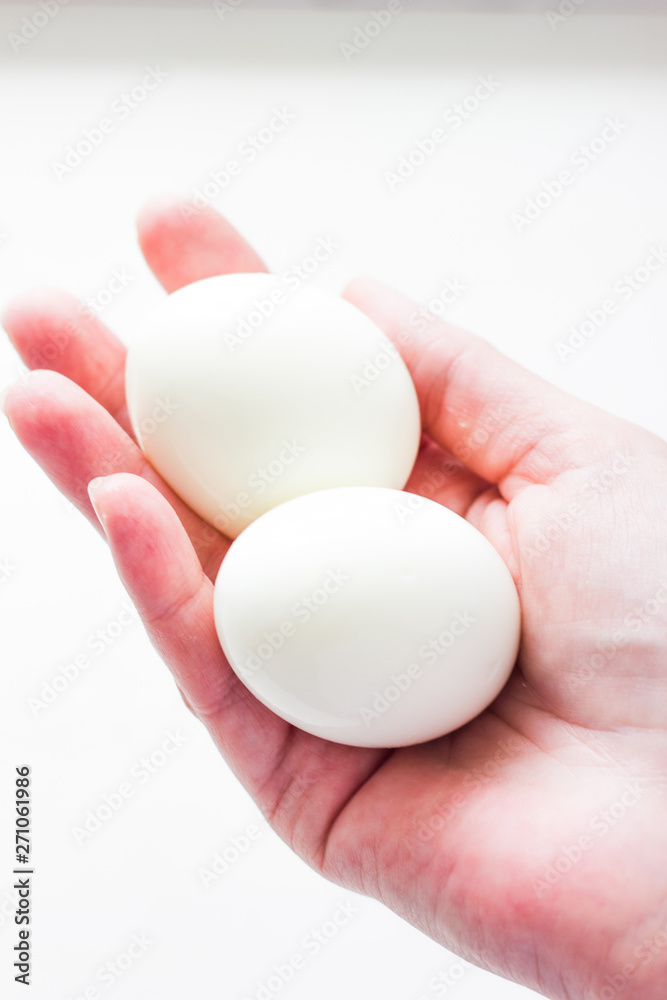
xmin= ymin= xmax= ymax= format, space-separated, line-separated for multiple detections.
xmin=3 ymin=196 xmax=667 ymax=1000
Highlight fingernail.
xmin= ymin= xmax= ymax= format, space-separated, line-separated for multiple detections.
xmin=88 ymin=477 xmax=107 ymax=528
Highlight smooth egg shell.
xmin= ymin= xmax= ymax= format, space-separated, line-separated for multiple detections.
xmin=213 ymin=487 xmax=521 ymax=748
xmin=125 ymin=274 xmax=421 ymax=537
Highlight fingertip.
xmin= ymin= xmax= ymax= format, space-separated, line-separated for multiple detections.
xmin=0 ymin=382 xmax=12 ymax=421
xmin=9 ymin=367 xmax=73 ymax=400
xmin=137 ymin=191 xmax=267 ymax=293
xmin=87 ymin=472 xmax=161 ymax=543
xmin=86 ymin=471 xmax=179 ymax=534
xmin=1 ymin=298 xmax=17 ymax=335
xmin=136 ymin=191 xmax=192 ymax=236
xmin=83 ymin=471 xmax=209 ymax=628
xmin=1 ymin=369 xmax=65 ymax=431
xmin=2 ymin=286 xmax=78 ymax=340
xmin=88 ymin=470 xmax=149 ymax=503
xmin=0 ymin=379 xmax=30 ymax=428
xmin=136 ymin=190 xmax=239 ymax=249
xmin=1 ymin=289 xmax=35 ymax=334
xmin=342 ymin=274 xmax=384 ymax=307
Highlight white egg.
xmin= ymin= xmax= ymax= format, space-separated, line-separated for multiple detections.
xmin=125 ymin=274 xmax=420 ymax=537
xmin=214 ymin=487 xmax=521 ymax=748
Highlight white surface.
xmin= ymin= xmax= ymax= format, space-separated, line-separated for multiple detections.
xmin=215 ymin=487 xmax=521 ymax=747
xmin=125 ymin=274 xmax=420 ymax=536
xmin=1 ymin=5 xmax=666 ymax=1000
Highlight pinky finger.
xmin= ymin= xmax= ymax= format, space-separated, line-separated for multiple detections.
xmin=87 ymin=472 xmax=242 ymax=719
xmin=85 ymin=473 xmax=292 ymax=785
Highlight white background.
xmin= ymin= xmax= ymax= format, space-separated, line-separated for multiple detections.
xmin=1 ymin=4 xmax=666 ymax=999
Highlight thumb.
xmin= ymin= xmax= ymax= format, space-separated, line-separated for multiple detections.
xmin=344 ymin=277 xmax=624 ymax=499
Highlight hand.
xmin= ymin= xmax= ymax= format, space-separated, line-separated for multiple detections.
xmin=3 ymin=195 xmax=667 ymax=1000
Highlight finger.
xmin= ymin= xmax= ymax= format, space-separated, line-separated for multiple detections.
xmin=87 ymin=472 xmax=235 ymax=716
xmin=88 ymin=473 xmax=254 ymax=749
xmin=87 ymin=472 xmax=389 ymax=860
xmin=2 ymin=287 xmax=133 ymax=436
xmin=344 ymin=277 xmax=614 ymax=498
xmin=405 ymin=434 xmax=491 ymax=517
xmin=136 ymin=193 xmax=268 ymax=293
xmin=403 ymin=436 xmax=514 ymax=577
xmin=2 ymin=198 xmax=268 ymax=438
xmin=2 ymin=370 xmax=229 ymax=580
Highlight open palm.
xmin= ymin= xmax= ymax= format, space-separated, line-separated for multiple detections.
xmin=4 ymin=196 xmax=667 ymax=1000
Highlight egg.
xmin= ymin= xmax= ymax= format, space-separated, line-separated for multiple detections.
xmin=214 ymin=487 xmax=521 ymax=748
xmin=125 ymin=274 xmax=421 ymax=537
